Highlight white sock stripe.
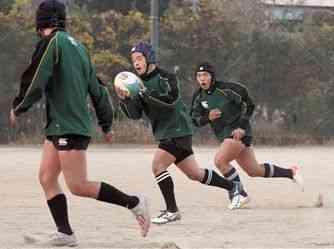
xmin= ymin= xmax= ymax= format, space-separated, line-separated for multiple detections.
xmin=269 ymin=164 xmax=274 ymax=177
xmin=156 ymin=172 xmax=170 ymax=181
xmin=227 ymin=171 xmax=239 ymax=181
xmin=157 ymin=174 xmax=171 ymax=183
xmin=205 ymin=169 xmax=213 ymax=185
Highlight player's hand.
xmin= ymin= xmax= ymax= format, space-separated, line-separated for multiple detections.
xmin=114 ymin=86 xmax=129 ymax=100
xmin=9 ymin=109 xmax=17 ymax=128
xmin=104 ymin=131 xmax=113 ymax=143
xmin=231 ymin=128 xmax=245 ymax=141
xmin=208 ymin=108 xmax=221 ymax=121
xmin=138 ymin=87 xmax=150 ymax=101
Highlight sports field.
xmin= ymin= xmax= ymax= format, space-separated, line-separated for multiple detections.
xmin=0 ymin=145 xmax=333 ymax=248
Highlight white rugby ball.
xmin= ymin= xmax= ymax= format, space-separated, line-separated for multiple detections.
xmin=114 ymin=71 xmax=142 ymax=97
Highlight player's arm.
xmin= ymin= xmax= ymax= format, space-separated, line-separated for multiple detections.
xmin=12 ymin=33 xmax=58 ymax=116
xmin=190 ymin=90 xmax=210 ymax=127
xmin=140 ymin=70 xmax=179 ymax=109
xmin=88 ymin=70 xmax=114 ymax=134
xmin=225 ymin=82 xmax=255 ymax=129
xmin=119 ymin=95 xmax=144 ymax=120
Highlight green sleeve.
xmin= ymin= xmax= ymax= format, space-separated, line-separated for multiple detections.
xmin=88 ymin=70 xmax=114 ymax=133
xmin=224 ymin=82 xmax=255 ymax=129
xmin=12 ymin=33 xmax=58 ymax=116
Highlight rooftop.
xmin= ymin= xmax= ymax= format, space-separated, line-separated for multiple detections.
xmin=262 ymin=0 xmax=334 ymax=7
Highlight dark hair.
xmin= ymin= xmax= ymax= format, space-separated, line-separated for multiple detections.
xmin=36 ymin=0 xmax=66 ymax=31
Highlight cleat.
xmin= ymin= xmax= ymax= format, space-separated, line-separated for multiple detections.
xmin=151 ymin=210 xmax=181 ymax=225
xmin=228 ymin=182 xmax=249 ymax=209
xmin=238 ymin=194 xmax=251 ymax=208
xmin=48 ymin=232 xmax=78 ymax=247
xmin=291 ymin=166 xmax=304 ymax=191
xmin=228 ymin=181 xmax=242 ymax=210
xmin=130 ymin=194 xmax=151 ymax=237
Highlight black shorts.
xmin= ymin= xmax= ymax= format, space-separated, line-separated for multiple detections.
xmin=158 ymin=136 xmax=194 ymax=164
xmin=46 ymin=134 xmax=91 ymax=151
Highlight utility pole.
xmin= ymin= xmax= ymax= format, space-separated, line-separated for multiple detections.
xmin=150 ymin=0 xmax=159 ymax=63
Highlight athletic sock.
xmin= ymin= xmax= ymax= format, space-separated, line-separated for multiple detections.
xmin=155 ymin=171 xmax=178 ymax=213
xmin=223 ymin=167 xmax=241 ymax=183
xmin=223 ymin=167 xmax=248 ymax=196
xmin=47 ymin=194 xmax=73 ymax=235
xmin=97 ymin=182 xmax=139 ymax=209
xmin=263 ymin=163 xmax=293 ymax=178
xmin=201 ymin=169 xmax=234 ymax=191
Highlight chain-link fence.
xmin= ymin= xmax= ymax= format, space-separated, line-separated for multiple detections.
xmin=0 ymin=0 xmax=333 ymax=144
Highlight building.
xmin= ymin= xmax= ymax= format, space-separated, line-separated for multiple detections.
xmin=262 ymin=0 xmax=334 ymax=22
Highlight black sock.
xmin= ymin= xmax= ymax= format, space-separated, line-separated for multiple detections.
xmin=263 ymin=163 xmax=293 ymax=179
xmin=201 ymin=169 xmax=234 ymax=191
xmin=97 ymin=182 xmax=139 ymax=209
xmin=223 ymin=167 xmax=248 ymax=196
xmin=223 ymin=167 xmax=241 ymax=183
xmin=156 ymin=171 xmax=178 ymax=212
xmin=47 ymin=194 xmax=73 ymax=235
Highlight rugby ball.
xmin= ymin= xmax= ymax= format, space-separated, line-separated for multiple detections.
xmin=114 ymin=71 xmax=142 ymax=97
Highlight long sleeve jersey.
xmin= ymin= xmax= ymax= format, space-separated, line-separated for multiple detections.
xmin=191 ymin=80 xmax=255 ymax=141
xmin=120 ymin=67 xmax=193 ymax=140
xmin=12 ymin=30 xmax=113 ymax=136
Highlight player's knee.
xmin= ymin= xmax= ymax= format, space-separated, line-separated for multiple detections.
xmin=186 ymin=172 xmax=200 ymax=181
xmin=39 ymin=171 xmax=57 ymax=188
xmin=68 ymin=182 xmax=87 ymax=197
xmin=152 ymin=162 xmax=168 ymax=176
xmin=152 ymin=165 xmax=160 ymax=176
xmin=214 ymin=156 xmax=228 ymax=169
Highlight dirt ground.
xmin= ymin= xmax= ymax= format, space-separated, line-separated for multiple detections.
xmin=0 ymin=145 xmax=333 ymax=248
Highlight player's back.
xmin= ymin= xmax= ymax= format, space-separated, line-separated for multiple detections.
xmin=45 ymin=31 xmax=95 ymax=136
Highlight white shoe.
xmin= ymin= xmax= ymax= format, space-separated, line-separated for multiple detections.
xmin=130 ymin=194 xmax=150 ymax=237
xmin=228 ymin=182 xmax=250 ymax=209
xmin=48 ymin=232 xmax=78 ymax=247
xmin=291 ymin=165 xmax=304 ymax=191
xmin=151 ymin=210 xmax=181 ymax=225
xmin=228 ymin=182 xmax=242 ymax=210
xmin=239 ymin=195 xmax=251 ymax=208
xmin=228 ymin=195 xmax=250 ymax=209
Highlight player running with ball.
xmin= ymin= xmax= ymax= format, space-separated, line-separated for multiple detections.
xmin=114 ymin=42 xmax=243 ymax=225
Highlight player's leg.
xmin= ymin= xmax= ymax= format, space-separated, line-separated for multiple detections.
xmin=58 ymin=135 xmax=149 ymax=237
xmin=214 ymin=138 xmax=250 ymax=206
xmin=215 ymin=138 xmax=244 ymax=177
xmin=39 ymin=138 xmax=76 ymax=246
xmin=39 ymin=139 xmax=62 ymax=199
xmin=176 ymin=155 xmax=242 ymax=210
xmin=151 ymin=138 xmax=185 ymax=224
xmin=176 ymin=155 xmax=237 ymax=191
xmin=236 ymin=146 xmax=303 ymax=190
xmin=153 ymin=139 xmax=181 ymax=214
xmin=173 ymin=136 xmax=242 ymax=209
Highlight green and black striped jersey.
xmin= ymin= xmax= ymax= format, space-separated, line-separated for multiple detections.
xmin=191 ymin=80 xmax=255 ymax=141
xmin=120 ymin=67 xmax=193 ymax=141
xmin=12 ymin=30 xmax=113 ymax=137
